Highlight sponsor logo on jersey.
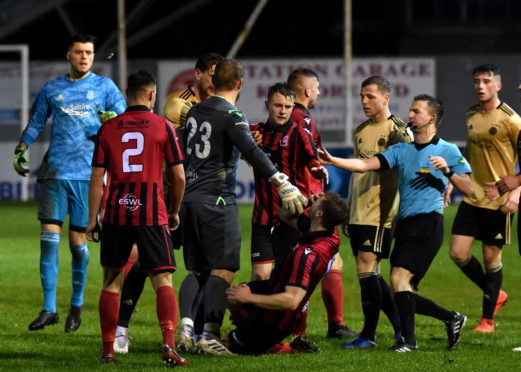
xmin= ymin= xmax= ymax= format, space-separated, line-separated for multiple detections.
xmin=86 ymin=90 xmax=95 ymax=100
xmin=280 ymin=135 xmax=288 ymax=147
xmin=304 ymin=247 xmax=313 ymax=255
xmin=56 ymin=95 xmax=64 ymax=101
xmin=60 ymin=104 xmax=91 ymax=117
xmin=118 ymin=193 xmax=142 ymax=212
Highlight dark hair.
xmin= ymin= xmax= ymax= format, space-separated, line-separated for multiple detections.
xmin=472 ymin=64 xmax=500 ymax=77
xmin=267 ymin=82 xmax=296 ymax=101
xmin=195 ymin=53 xmax=224 ymax=72
xmin=287 ymin=68 xmax=319 ymax=89
xmin=212 ymin=59 xmax=244 ymax=91
xmin=361 ymin=75 xmax=391 ymax=94
xmin=67 ymin=34 xmax=97 ymax=50
xmin=127 ymin=70 xmax=157 ymax=98
xmin=413 ymin=94 xmax=444 ymax=126
xmin=320 ymin=191 xmax=348 ymax=230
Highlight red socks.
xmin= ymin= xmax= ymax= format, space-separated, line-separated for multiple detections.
xmin=156 ymin=285 xmax=178 ymax=348
xmin=321 ymin=269 xmax=344 ymax=325
xmin=99 ymin=289 xmax=119 ymax=356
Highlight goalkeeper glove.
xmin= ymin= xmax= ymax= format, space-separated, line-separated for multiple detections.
xmin=13 ymin=142 xmax=29 ymax=177
xmin=269 ymin=172 xmax=308 ymax=215
xmin=98 ymin=110 xmax=117 ymax=123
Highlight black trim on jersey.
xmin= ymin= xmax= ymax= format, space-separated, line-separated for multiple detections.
xmin=268 ymin=119 xmax=293 ymax=134
xmin=376 ymin=153 xmax=390 ymax=171
xmin=165 ymin=122 xmax=183 ymax=165
xmin=179 ymin=86 xmax=195 ymax=100
xmin=152 ymin=183 xmax=159 ymax=225
xmin=113 ymin=183 xmax=125 ymax=225
xmin=287 ymin=130 xmax=298 ymax=185
xmin=498 ymin=102 xmax=514 ymax=116
xmin=295 ymin=250 xmax=311 ymax=286
xmin=413 ymin=135 xmax=440 ymax=150
xmin=125 ymin=105 xmax=150 ymax=112
xmin=300 ymin=229 xmax=333 ymax=243
xmin=126 ymin=183 xmax=135 ymax=225
xmin=390 ymin=115 xmax=408 ymax=129
xmin=294 ymin=102 xmax=311 ymax=116
xmin=140 ymin=182 xmax=147 ymax=226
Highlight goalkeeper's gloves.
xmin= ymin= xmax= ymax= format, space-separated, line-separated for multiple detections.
xmin=98 ymin=110 xmax=117 ymax=123
xmin=13 ymin=142 xmax=29 ymax=177
xmin=269 ymin=172 xmax=308 ymax=215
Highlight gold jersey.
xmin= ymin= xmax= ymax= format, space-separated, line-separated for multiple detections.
xmin=349 ymin=115 xmax=412 ymax=227
xmin=162 ymin=86 xmax=200 ymax=128
xmin=464 ymin=102 xmax=521 ymax=210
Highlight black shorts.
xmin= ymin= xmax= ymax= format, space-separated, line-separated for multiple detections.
xmin=182 ymin=201 xmax=241 ymax=273
xmin=251 ymin=224 xmax=275 ymax=264
xmin=228 ymin=280 xmax=288 ymax=355
xmin=452 ymin=201 xmax=512 ymax=247
xmin=390 ymin=212 xmax=443 ymax=289
xmin=271 ymin=223 xmax=300 ymax=268
xmin=101 ymin=224 xmax=176 ymax=273
xmin=348 ymin=224 xmax=392 ymax=259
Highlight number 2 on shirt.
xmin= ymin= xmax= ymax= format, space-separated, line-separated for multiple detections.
xmin=121 ymin=132 xmax=144 ymax=173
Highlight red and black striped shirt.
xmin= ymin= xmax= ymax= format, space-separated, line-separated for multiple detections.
xmin=291 ymin=103 xmax=324 ymax=194
xmin=92 ymin=106 xmax=184 ymax=226
xmin=251 ymin=119 xmax=320 ymax=226
xmin=260 ymin=214 xmax=339 ymax=333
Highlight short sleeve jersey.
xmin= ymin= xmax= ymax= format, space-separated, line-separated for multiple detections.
xmin=260 ymin=214 xmax=339 ymax=333
xmin=21 ymin=72 xmax=126 ymax=180
xmin=291 ymin=103 xmax=324 ymax=194
xmin=350 ymin=115 xmax=411 ymax=227
xmin=183 ymin=95 xmax=277 ymax=202
xmin=251 ymin=119 xmax=320 ymax=226
xmin=378 ymin=136 xmax=471 ymax=218
xmin=162 ymin=86 xmax=200 ymax=125
xmin=464 ymin=102 xmax=521 ymax=210
xmin=92 ymin=106 xmax=184 ymax=226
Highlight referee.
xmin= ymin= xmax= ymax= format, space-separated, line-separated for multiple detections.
xmin=320 ymin=94 xmax=473 ymax=351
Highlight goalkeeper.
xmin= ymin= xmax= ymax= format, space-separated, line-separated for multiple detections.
xmin=180 ymin=58 xmax=308 ymax=356
xmin=13 ymin=34 xmax=125 ymax=334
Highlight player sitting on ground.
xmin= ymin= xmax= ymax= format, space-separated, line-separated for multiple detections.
xmin=225 ymin=191 xmax=348 ymax=355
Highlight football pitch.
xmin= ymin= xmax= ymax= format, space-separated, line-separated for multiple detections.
xmin=2 ymin=201 xmax=521 ymax=371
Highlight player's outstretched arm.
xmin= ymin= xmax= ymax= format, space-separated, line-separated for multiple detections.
xmin=269 ymin=172 xmax=308 ymax=215
xmin=318 ymin=148 xmax=381 ymax=172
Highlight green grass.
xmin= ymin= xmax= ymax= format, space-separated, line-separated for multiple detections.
xmin=2 ymin=201 xmax=521 ymax=371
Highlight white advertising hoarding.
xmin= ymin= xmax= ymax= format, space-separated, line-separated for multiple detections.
xmin=158 ymin=58 xmax=435 ymax=203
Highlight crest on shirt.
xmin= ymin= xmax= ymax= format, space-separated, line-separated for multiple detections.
xmin=489 ymin=126 xmax=498 ymax=135
xmin=118 ymin=193 xmax=142 ymax=212
xmin=86 ymin=90 xmax=95 ymax=100
xmin=280 ymin=135 xmax=288 ymax=147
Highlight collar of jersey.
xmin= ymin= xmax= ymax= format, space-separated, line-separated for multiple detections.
xmin=213 ymin=94 xmax=234 ymax=106
xmin=413 ymin=135 xmax=440 ymax=150
xmin=300 ymin=229 xmax=333 ymax=243
xmin=267 ymin=118 xmax=293 ymax=133
xmin=294 ymin=102 xmax=310 ymax=115
xmin=125 ymin=105 xmax=151 ymax=112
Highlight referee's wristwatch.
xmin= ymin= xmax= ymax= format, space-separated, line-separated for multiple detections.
xmin=444 ymin=169 xmax=454 ymax=178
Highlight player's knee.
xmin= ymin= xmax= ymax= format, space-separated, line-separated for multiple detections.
xmin=331 ymin=255 xmax=343 ymax=270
